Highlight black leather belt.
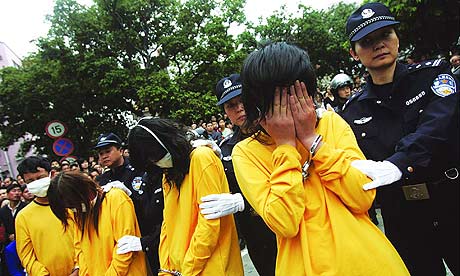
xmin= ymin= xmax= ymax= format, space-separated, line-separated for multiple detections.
xmin=402 ymin=168 xmax=458 ymax=201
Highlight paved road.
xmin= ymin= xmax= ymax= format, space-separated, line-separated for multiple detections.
xmin=241 ymin=209 xmax=453 ymax=276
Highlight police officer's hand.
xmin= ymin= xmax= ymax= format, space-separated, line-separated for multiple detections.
xmin=260 ymin=87 xmax=296 ymax=147
xmin=199 ymin=193 xmax=245 ymax=219
xmin=102 ymin=181 xmax=132 ymax=196
xmin=351 ymin=160 xmax=402 ymax=190
xmin=117 ymin=235 xmax=142 ymax=254
xmin=289 ymin=81 xmax=318 ymax=149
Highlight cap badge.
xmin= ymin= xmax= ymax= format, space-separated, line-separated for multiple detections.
xmin=100 ymin=137 xmax=107 ymax=141
xmin=361 ymin=9 xmax=375 ymax=19
xmin=223 ymin=79 xmax=232 ymax=88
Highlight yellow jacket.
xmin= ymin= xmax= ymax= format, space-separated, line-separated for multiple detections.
xmin=16 ymin=201 xmax=75 ymax=276
xmin=159 ymin=146 xmax=243 ymax=276
xmin=233 ymin=111 xmax=409 ymax=276
xmin=76 ymin=188 xmax=146 ymax=276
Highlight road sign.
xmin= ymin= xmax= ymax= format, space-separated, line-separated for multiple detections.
xmin=53 ymin=138 xmax=74 ymax=156
xmin=45 ymin=120 xmax=68 ymax=139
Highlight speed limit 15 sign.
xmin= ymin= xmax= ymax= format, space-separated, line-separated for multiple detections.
xmin=45 ymin=120 xmax=68 ymax=139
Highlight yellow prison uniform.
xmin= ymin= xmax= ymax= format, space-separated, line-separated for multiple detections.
xmin=159 ymin=146 xmax=243 ymax=276
xmin=232 ymin=111 xmax=409 ymax=276
xmin=75 ymin=188 xmax=146 ymax=276
xmin=16 ymin=200 xmax=75 ymax=276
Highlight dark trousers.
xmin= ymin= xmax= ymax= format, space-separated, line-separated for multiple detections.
xmin=379 ymin=177 xmax=459 ymax=276
xmin=235 ymin=207 xmax=277 ymax=276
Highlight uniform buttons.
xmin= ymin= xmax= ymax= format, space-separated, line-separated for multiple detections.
xmin=361 ymin=132 xmax=366 ymax=137
xmin=142 ymin=183 xmax=146 ymax=186
xmin=407 ymin=166 xmax=414 ymax=173
xmin=376 ymin=100 xmax=382 ymax=104
xmin=419 ymin=109 xmax=423 ymax=113
xmin=138 ymin=190 xmax=144 ymax=194
xmin=146 ymin=247 xmax=149 ymax=251
xmin=433 ymin=221 xmax=439 ymax=227
xmin=156 ymin=199 xmax=160 ymax=203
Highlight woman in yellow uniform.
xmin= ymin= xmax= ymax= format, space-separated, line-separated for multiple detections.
xmin=232 ymin=42 xmax=409 ymax=275
xmin=47 ymin=172 xmax=146 ymax=276
xmin=127 ymin=118 xmax=243 ymax=276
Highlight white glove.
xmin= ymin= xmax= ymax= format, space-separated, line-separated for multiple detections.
xmin=191 ymin=139 xmax=222 ymax=158
xmin=116 ymin=235 xmax=142 ymax=254
xmin=102 ymin=181 xmax=132 ymax=196
xmin=351 ymin=160 xmax=403 ymax=190
xmin=199 ymin=193 xmax=245 ymax=219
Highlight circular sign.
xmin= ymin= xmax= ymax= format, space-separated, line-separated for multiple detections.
xmin=45 ymin=120 xmax=68 ymax=139
xmin=52 ymin=138 xmax=74 ymax=157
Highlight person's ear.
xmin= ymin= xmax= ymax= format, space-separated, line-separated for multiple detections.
xmin=349 ymin=48 xmax=359 ymax=61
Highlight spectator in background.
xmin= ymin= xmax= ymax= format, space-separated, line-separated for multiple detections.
xmin=89 ymin=168 xmax=100 ymax=181
xmin=205 ymin=122 xmax=223 ymax=143
xmin=450 ymin=53 xmax=460 ymax=79
xmin=60 ymin=160 xmax=70 ymax=172
xmin=2 ymin=177 xmax=13 ymax=188
xmin=217 ymin=119 xmax=232 ymax=139
xmin=0 ymin=184 xmax=27 ymax=244
xmin=20 ymin=187 xmax=34 ymax=204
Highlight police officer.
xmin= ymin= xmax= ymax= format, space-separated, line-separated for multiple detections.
xmin=342 ymin=3 xmax=459 ymax=275
xmin=199 ymin=74 xmax=277 ymax=276
xmin=94 ymin=133 xmax=163 ymax=275
xmin=330 ymin=73 xmax=353 ymax=112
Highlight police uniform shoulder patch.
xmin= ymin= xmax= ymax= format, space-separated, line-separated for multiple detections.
xmin=131 ymin=176 xmax=143 ymax=192
xmin=342 ymin=89 xmax=363 ymax=110
xmin=431 ymin=74 xmax=457 ymax=97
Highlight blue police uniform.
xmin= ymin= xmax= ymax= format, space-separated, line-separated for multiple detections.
xmin=342 ymin=60 xmax=459 ymax=275
xmin=219 ymin=128 xmax=277 ymax=276
xmin=97 ymin=158 xmax=164 ymax=274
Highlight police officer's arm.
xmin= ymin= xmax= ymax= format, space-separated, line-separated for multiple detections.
xmin=386 ymin=75 xmax=459 ymax=181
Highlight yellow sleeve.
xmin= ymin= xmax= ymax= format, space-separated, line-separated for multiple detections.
xmin=313 ymin=114 xmax=375 ymax=213
xmin=72 ymin=218 xmax=88 ymax=276
xmin=233 ymin=144 xmax=306 ymax=238
xmin=158 ymin=221 xmax=170 ymax=276
xmin=15 ymin=213 xmax=50 ymax=276
xmin=105 ymin=191 xmax=140 ymax=276
xmin=181 ymin=148 xmax=225 ymax=276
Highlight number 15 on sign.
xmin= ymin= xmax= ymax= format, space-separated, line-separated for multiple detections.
xmin=45 ymin=120 xmax=68 ymax=139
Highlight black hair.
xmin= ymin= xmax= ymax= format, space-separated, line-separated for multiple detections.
xmin=48 ymin=171 xmax=105 ymax=236
xmin=127 ymin=118 xmax=192 ymax=190
xmin=17 ymin=156 xmax=52 ymax=177
xmin=241 ymin=42 xmax=317 ymax=139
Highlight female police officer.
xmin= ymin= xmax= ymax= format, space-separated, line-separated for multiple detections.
xmin=342 ymin=3 xmax=459 ymax=275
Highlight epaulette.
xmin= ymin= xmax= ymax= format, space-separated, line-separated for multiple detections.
xmin=342 ymin=89 xmax=363 ymax=111
xmin=407 ymin=59 xmax=448 ymax=73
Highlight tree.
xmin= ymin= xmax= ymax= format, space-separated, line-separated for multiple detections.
xmin=0 ymin=0 xmax=249 ymax=158
xmin=364 ymin=0 xmax=459 ymax=60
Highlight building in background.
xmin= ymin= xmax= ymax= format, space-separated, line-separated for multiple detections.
xmin=0 ymin=41 xmax=27 ymax=180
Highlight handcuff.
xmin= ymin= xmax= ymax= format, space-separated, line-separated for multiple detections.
xmin=159 ymin=268 xmax=183 ymax=276
xmin=301 ymin=134 xmax=323 ymax=180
